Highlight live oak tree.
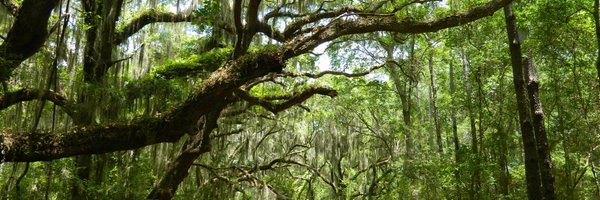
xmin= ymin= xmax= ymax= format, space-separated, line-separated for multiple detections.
xmin=3 ymin=0 xmax=598 ymax=199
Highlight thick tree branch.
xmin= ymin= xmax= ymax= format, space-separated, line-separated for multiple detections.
xmin=114 ymin=9 xmax=193 ymax=44
xmin=0 ymin=50 xmax=285 ymax=162
xmin=234 ymin=86 xmax=337 ymax=114
xmin=247 ymin=0 xmax=262 ymax=28
xmin=0 ymin=0 xmax=59 ymax=82
xmin=0 ymin=0 xmax=508 ymax=163
xmin=283 ymin=0 xmax=513 ymax=58
xmin=148 ymin=106 xmax=223 ymax=199
xmin=0 ymin=88 xmax=74 ymax=116
xmin=282 ymin=6 xmax=361 ymax=40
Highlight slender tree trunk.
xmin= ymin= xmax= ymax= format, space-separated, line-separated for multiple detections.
xmin=524 ymin=58 xmax=556 ymax=200
xmin=503 ymin=5 xmax=542 ymax=200
xmin=44 ymin=163 xmax=52 ymax=200
xmin=496 ymin=69 xmax=510 ymax=197
xmin=475 ymin=67 xmax=485 ymax=158
xmin=72 ymin=155 xmax=92 ymax=199
xmin=3 ymin=163 xmax=18 ymax=199
xmin=428 ymin=52 xmax=443 ymax=155
xmin=450 ymin=61 xmax=461 ymax=199
xmin=594 ymin=0 xmax=600 ymax=84
xmin=461 ymin=50 xmax=479 ymax=199
xmin=591 ymin=162 xmax=600 ymax=198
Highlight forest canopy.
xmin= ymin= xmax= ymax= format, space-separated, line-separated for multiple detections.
xmin=0 ymin=0 xmax=599 ymax=199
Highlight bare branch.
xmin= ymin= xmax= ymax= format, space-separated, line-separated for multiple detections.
xmin=283 ymin=0 xmax=514 ymax=58
xmin=393 ymin=0 xmax=442 ymax=13
xmin=0 ymin=50 xmax=285 ymax=162
xmin=245 ymin=64 xmax=383 ymax=90
xmin=284 ymin=64 xmax=384 ymax=79
xmin=282 ymin=6 xmax=361 ymax=40
xmin=234 ymin=86 xmax=337 ymax=114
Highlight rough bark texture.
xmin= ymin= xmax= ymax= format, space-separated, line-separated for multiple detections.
xmin=0 ymin=51 xmax=284 ymax=162
xmin=147 ymin=107 xmax=222 ymax=199
xmin=0 ymin=0 xmax=59 ymax=82
xmin=524 ymin=58 xmax=556 ymax=200
xmin=503 ymin=5 xmax=542 ymax=200
xmin=279 ymin=0 xmax=514 ymax=59
xmin=82 ymin=0 xmax=124 ymax=82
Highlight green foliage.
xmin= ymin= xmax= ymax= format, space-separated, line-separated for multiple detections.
xmin=153 ymin=48 xmax=232 ymax=79
xmin=193 ymin=0 xmax=221 ymax=32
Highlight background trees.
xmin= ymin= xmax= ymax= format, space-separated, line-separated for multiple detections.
xmin=0 ymin=0 xmax=598 ymax=199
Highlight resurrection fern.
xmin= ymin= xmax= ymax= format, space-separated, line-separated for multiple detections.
xmin=153 ymin=48 xmax=232 ymax=79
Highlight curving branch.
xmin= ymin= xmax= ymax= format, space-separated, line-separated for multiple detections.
xmin=0 ymin=50 xmax=285 ymax=162
xmin=0 ymin=0 xmax=510 ymax=164
xmin=282 ymin=6 xmax=361 ymax=40
xmin=0 ymin=0 xmax=59 ymax=82
xmin=114 ymin=9 xmax=193 ymax=44
xmin=245 ymin=64 xmax=384 ymax=89
xmin=234 ymin=86 xmax=337 ymax=114
xmin=0 ymin=88 xmax=74 ymax=116
xmin=283 ymin=0 xmax=514 ymax=58
xmin=284 ymin=64 xmax=385 ymax=79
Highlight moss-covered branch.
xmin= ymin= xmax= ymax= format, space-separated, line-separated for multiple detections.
xmin=0 ymin=49 xmax=285 ymax=162
xmin=115 ymin=9 xmax=193 ymax=44
xmin=0 ymin=88 xmax=75 ymax=117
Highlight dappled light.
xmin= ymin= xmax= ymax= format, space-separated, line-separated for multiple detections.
xmin=0 ymin=0 xmax=598 ymax=199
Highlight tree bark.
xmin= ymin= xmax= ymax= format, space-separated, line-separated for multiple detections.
xmin=461 ymin=50 xmax=480 ymax=199
xmin=0 ymin=51 xmax=285 ymax=162
xmin=428 ymin=52 xmax=443 ymax=155
xmin=147 ymin=106 xmax=223 ymax=199
xmin=594 ymin=0 xmax=600 ymax=84
xmin=82 ymin=0 xmax=124 ymax=82
xmin=0 ymin=0 xmax=59 ymax=82
xmin=524 ymin=58 xmax=556 ymax=200
xmin=503 ymin=4 xmax=542 ymax=200
xmin=450 ymin=61 xmax=461 ymax=199
xmin=0 ymin=0 xmax=513 ymax=163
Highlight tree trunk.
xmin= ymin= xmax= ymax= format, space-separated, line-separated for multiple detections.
xmin=594 ymin=0 xmax=600 ymax=84
xmin=496 ymin=69 xmax=510 ymax=197
xmin=503 ymin=4 xmax=542 ymax=200
xmin=428 ymin=52 xmax=443 ymax=155
xmin=461 ymin=50 xmax=479 ymax=199
xmin=450 ymin=61 xmax=461 ymax=199
xmin=72 ymin=155 xmax=92 ymax=199
xmin=147 ymin=106 xmax=224 ymax=199
xmin=82 ymin=0 xmax=124 ymax=82
xmin=524 ymin=58 xmax=556 ymax=200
